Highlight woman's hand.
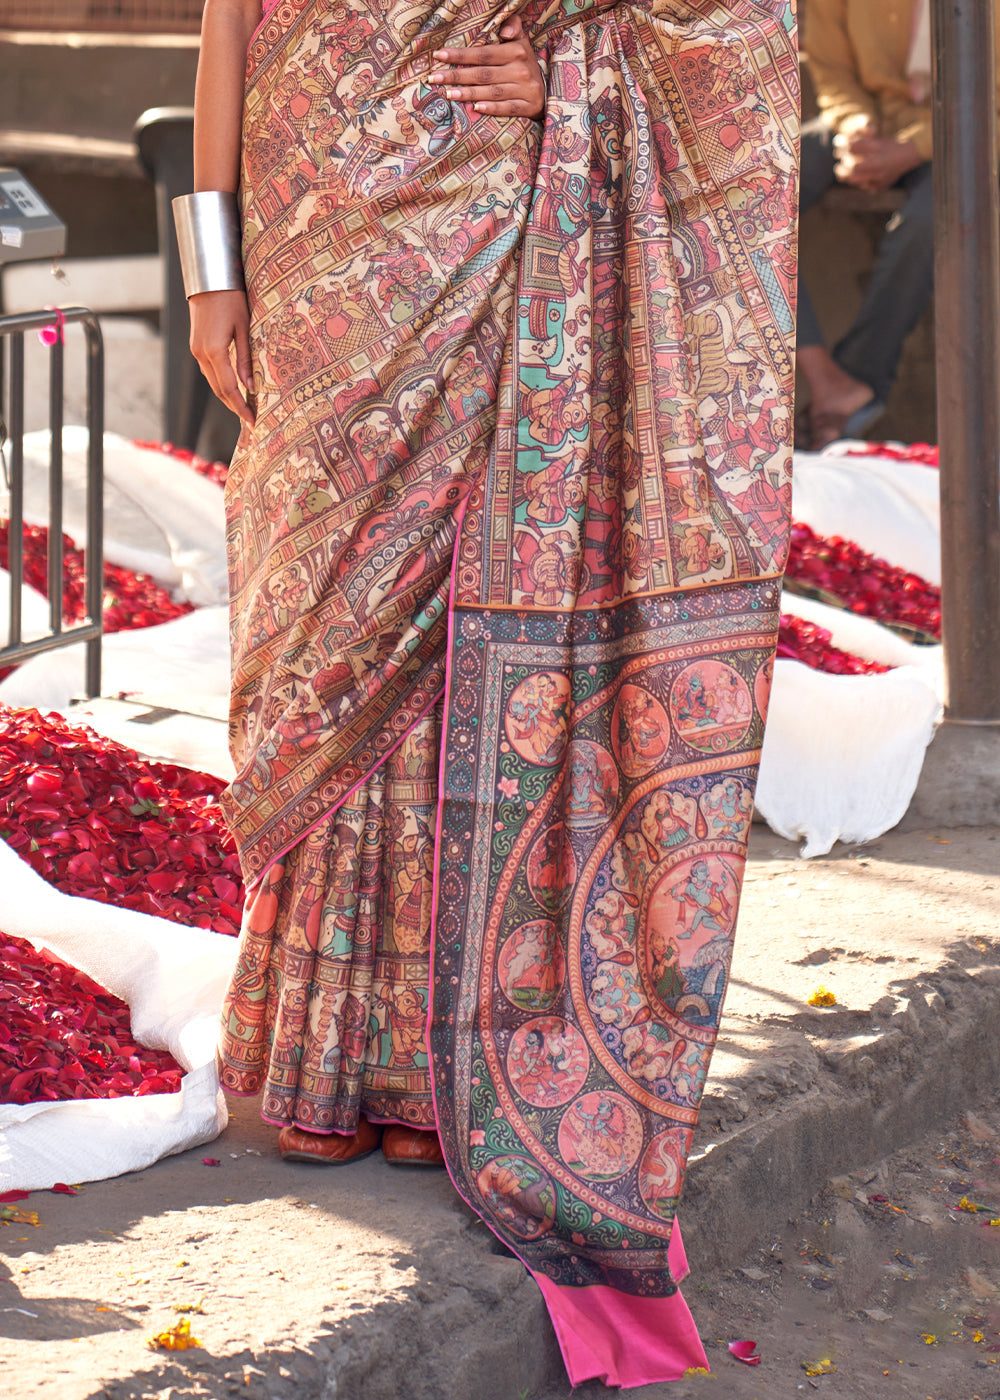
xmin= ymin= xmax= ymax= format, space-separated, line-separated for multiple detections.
xmin=429 ymin=14 xmax=544 ymax=120
xmin=189 ymin=288 xmax=255 ymax=427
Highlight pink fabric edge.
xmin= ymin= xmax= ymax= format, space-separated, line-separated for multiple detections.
xmin=424 ymin=494 xmax=709 ymax=1390
xmin=248 ymin=0 xmax=277 ymax=47
xmin=532 ymin=1221 xmax=709 ymax=1389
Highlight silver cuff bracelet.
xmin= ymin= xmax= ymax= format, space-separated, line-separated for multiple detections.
xmin=172 ymin=190 xmax=245 ymax=298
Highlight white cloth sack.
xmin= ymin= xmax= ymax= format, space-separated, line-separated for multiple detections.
xmin=792 ymin=446 xmax=942 ymax=584
xmin=1 ymin=569 xmax=51 ymax=648
xmin=757 ymin=655 xmax=942 ymax=858
xmin=0 ymin=838 xmax=237 ymax=1192
xmin=12 ymin=428 xmax=228 ymax=606
xmin=749 ymin=449 xmax=945 ymax=854
xmin=0 ymin=603 xmax=231 ymax=711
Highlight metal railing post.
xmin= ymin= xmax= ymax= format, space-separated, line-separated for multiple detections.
xmin=0 ymin=306 xmax=104 ymax=697
xmin=7 ymin=332 xmax=24 ymax=654
xmin=84 ymin=316 xmax=104 ymax=698
xmin=931 ymin=0 xmax=1000 ymax=723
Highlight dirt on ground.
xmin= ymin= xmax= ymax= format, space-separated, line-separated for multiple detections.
xmin=5 ymin=1092 xmax=1000 ymax=1400
xmin=562 ymin=1097 xmax=1000 ymax=1400
xmin=2 ymin=825 xmax=999 ymax=1400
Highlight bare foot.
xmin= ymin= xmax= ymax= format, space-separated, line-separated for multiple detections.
xmin=798 ymin=347 xmax=877 ymax=449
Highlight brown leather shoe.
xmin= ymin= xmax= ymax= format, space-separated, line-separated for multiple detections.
xmin=278 ymin=1118 xmax=382 ymax=1165
xmin=381 ymin=1124 xmax=445 ymax=1167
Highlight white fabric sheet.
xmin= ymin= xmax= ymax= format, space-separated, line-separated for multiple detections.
xmin=11 ymin=428 xmax=228 ymax=606
xmin=0 ymin=604 xmax=231 ymax=711
xmin=758 ymin=447 xmax=946 ymax=854
xmin=1 ymin=569 xmax=51 ymax=648
xmin=0 ymin=839 xmax=237 ymax=1192
xmin=758 ymin=592 xmax=942 ymax=856
xmin=793 ymin=446 xmax=942 ymax=583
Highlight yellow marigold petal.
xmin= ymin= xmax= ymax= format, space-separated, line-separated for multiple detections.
xmin=807 ymin=986 xmax=837 ymax=1007
xmin=146 ymin=1317 xmax=203 ymax=1351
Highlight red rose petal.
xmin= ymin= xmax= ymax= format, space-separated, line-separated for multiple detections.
xmin=0 ymin=930 xmax=184 ymax=1106
xmin=0 ymin=707 xmax=242 ymax=937
xmin=728 ymin=1340 xmax=762 ymax=1366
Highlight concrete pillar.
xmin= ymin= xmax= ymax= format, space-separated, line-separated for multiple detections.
xmin=908 ymin=0 xmax=1000 ymax=826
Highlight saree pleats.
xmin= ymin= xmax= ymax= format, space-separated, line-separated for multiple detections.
xmin=222 ymin=0 xmax=798 ymax=1385
xmin=220 ymin=702 xmax=440 ymax=1130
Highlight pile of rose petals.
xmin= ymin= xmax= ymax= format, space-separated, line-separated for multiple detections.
xmin=0 ymin=931 xmax=183 ymax=1104
xmin=0 ymin=520 xmax=193 ymax=636
xmin=0 ymin=706 xmax=244 ymax=936
xmin=132 ymin=439 xmax=230 ymax=489
xmin=784 ymin=521 xmax=941 ymax=643
xmin=843 ymin=440 xmax=938 ymax=467
xmin=777 ymin=614 xmax=889 ymax=677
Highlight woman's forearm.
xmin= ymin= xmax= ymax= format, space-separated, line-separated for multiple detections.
xmin=194 ymin=0 xmax=262 ymax=192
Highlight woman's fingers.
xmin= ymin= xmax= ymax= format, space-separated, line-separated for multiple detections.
xmin=212 ymin=350 xmax=256 ymax=426
xmin=234 ymin=320 xmax=254 ymax=397
xmin=498 ymin=14 xmax=525 ymax=40
xmin=432 ymin=40 xmax=519 ymax=68
xmin=430 ymin=24 xmax=544 ymax=117
xmin=437 ymin=81 xmax=527 ymax=102
xmin=436 ymin=90 xmax=539 ymax=116
xmin=189 ymin=290 xmax=256 ymax=426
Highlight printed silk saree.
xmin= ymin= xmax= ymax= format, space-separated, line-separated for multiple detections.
xmin=219 ymin=0 xmax=798 ymax=1384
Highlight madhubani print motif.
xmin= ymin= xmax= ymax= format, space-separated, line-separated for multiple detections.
xmin=432 ymin=586 xmax=781 ymax=1292
xmin=430 ymin=0 xmax=798 ymax=1299
xmin=220 ymin=703 xmax=440 ymax=1130
xmin=219 ymin=0 xmax=798 ymax=1320
xmin=222 ymin=0 xmax=545 ymax=879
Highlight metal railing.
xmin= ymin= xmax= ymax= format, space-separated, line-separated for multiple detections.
xmin=0 ymin=307 xmax=104 ymax=697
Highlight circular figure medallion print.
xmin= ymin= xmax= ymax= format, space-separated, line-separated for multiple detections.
xmin=476 ymin=1154 xmax=556 ymax=1240
xmin=506 ymin=1016 xmax=590 ymax=1108
xmin=526 ymin=822 xmax=577 ymax=913
xmin=669 ymin=660 xmax=752 ymax=754
xmin=612 ymin=684 xmax=670 ymax=779
xmin=643 ymin=852 xmax=739 ymax=1024
xmin=499 ymin=920 xmax=566 ymax=1012
xmin=638 ymin=1127 xmax=693 ymax=1220
xmin=504 ymin=671 xmax=571 ymax=766
xmin=563 ymin=740 xmax=619 ymax=829
xmin=557 ymin=1091 xmax=643 ymax=1182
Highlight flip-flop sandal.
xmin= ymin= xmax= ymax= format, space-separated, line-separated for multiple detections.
xmin=840 ymin=397 xmax=887 ymax=441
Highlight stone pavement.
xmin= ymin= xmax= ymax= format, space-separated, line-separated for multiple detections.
xmin=2 ymin=699 xmax=999 ymax=1400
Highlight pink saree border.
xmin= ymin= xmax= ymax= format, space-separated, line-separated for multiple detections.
xmin=242 ymin=683 xmax=445 ymax=896
xmin=424 ymin=493 xmax=710 ymax=1388
xmin=533 ymin=1220 xmax=709 ymax=1388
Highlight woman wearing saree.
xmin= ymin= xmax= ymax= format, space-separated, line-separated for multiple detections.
xmin=183 ymin=0 xmax=798 ymax=1385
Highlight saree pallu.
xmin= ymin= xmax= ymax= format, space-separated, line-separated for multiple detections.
xmin=219 ymin=0 xmax=798 ymax=1385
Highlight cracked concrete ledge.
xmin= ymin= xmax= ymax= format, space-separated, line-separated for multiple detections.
xmin=5 ymin=825 xmax=999 ymax=1400
xmin=683 ymin=960 xmax=1000 ymax=1277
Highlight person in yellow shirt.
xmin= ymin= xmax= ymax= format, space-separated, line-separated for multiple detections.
xmin=799 ymin=0 xmax=936 ymax=448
